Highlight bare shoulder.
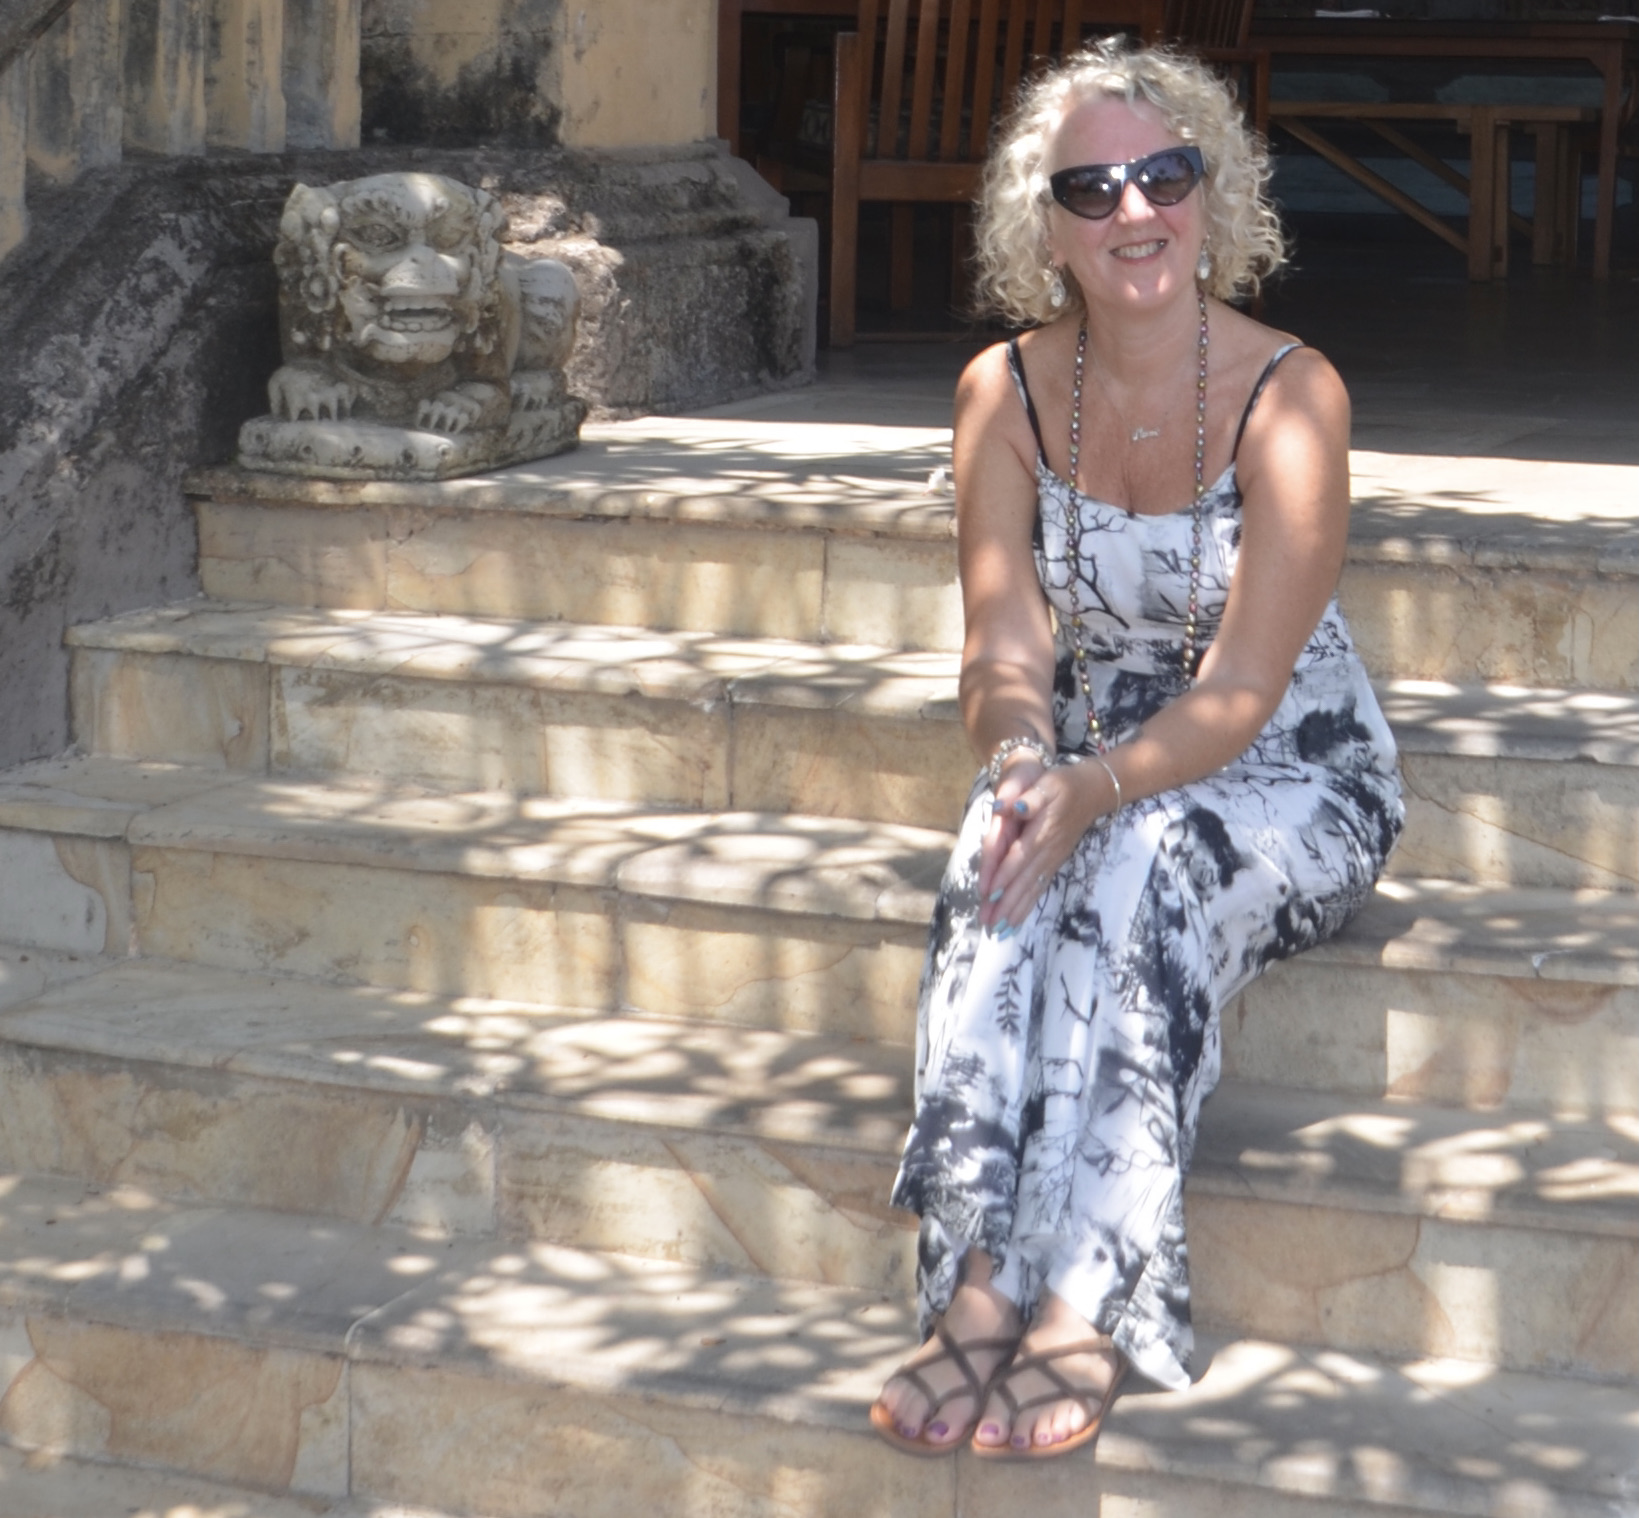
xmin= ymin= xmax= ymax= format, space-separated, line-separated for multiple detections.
xmin=953 ymin=339 xmax=1039 ymax=478
xmin=955 ymin=340 xmax=1021 ymax=423
xmin=1240 ymin=343 xmax=1350 ymax=465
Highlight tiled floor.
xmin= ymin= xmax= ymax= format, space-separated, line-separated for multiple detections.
xmin=711 ymin=224 xmax=1639 ymax=469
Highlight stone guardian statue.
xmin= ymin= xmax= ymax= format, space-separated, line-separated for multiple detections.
xmin=238 ymin=171 xmax=586 ymax=480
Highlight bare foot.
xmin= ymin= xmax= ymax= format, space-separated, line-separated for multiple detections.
xmin=972 ymin=1290 xmax=1124 ymax=1453
xmin=873 ymin=1252 xmax=1022 ymax=1449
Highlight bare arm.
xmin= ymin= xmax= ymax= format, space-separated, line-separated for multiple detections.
xmin=986 ymin=348 xmax=1353 ymax=932
xmin=952 ymin=343 xmax=1058 ymax=764
xmin=948 ymin=343 xmax=1070 ymax=917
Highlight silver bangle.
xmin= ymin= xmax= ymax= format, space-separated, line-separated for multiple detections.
xmin=987 ymin=735 xmax=1055 ymax=788
xmin=1090 ymin=753 xmax=1123 ymax=812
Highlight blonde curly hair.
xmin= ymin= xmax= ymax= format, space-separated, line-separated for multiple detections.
xmin=973 ymin=38 xmax=1286 ymax=324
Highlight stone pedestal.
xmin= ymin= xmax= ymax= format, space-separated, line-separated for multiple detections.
xmin=206 ymin=0 xmax=286 ymax=150
xmin=28 ymin=0 xmax=125 ymax=182
xmin=238 ymin=398 xmax=584 ymax=481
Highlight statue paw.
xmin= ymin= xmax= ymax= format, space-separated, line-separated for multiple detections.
xmin=269 ymin=366 xmax=358 ymax=422
xmin=416 ymin=389 xmax=486 ymax=434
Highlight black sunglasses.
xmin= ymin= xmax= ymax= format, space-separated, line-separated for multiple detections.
xmin=1048 ymin=146 xmax=1206 ymax=221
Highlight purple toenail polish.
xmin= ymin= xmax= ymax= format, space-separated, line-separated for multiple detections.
xmin=979 ymin=1423 xmax=1000 ymax=1439
xmin=928 ymin=1421 xmax=948 ymax=1439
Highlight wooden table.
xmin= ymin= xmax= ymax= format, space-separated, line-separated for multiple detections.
xmin=1250 ymin=19 xmax=1637 ymax=278
xmin=1269 ymin=99 xmax=1596 ymax=280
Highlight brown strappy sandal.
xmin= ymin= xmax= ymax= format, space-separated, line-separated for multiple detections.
xmin=969 ymin=1338 xmax=1128 ymax=1461
xmin=868 ymin=1322 xmax=1022 ymax=1457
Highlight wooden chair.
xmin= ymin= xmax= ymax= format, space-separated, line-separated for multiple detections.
xmin=829 ymin=0 xmax=1164 ymax=347
xmin=1165 ymin=0 xmax=1269 ymax=139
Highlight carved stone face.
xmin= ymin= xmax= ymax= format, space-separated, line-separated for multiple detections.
xmin=331 ymin=175 xmax=484 ymax=366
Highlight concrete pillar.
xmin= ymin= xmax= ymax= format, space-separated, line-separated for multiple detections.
xmin=206 ymin=0 xmax=285 ymax=149
xmin=123 ymin=0 xmax=207 ymax=155
xmin=551 ymin=0 xmax=715 ymax=150
xmin=28 ymin=0 xmax=124 ymax=183
xmin=284 ymin=0 xmax=360 ymax=148
xmin=0 ymin=53 xmax=26 ymax=262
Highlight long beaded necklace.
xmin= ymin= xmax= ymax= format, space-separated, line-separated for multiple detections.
xmin=1063 ymin=287 xmax=1210 ymax=754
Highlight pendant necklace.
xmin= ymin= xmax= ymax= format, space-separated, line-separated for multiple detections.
xmin=1063 ymin=287 xmax=1210 ymax=753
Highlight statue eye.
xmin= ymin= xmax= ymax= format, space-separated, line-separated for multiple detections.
xmin=427 ymin=219 xmax=473 ymax=253
xmin=349 ymin=221 xmax=402 ymax=251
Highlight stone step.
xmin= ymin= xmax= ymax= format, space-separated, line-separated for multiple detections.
xmin=0 ymin=1175 xmax=1633 ymax=1518
xmin=2 ymin=760 xmax=1635 ymax=1111
xmin=65 ymin=604 xmax=1639 ymax=888
xmin=187 ymin=443 xmax=1639 ymax=691
xmin=1 ymin=954 xmax=1635 ymax=1378
xmin=0 ymin=1443 xmax=441 ymax=1518
xmin=0 ymin=1449 xmax=409 ymax=1518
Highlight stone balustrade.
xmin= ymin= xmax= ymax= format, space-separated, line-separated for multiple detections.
xmin=0 ymin=0 xmax=359 ymax=261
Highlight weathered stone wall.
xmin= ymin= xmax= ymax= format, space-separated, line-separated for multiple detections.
xmin=548 ymin=0 xmax=715 ymax=150
xmin=0 ymin=160 xmax=285 ymax=771
xmin=358 ymin=0 xmax=715 ymax=150
xmin=361 ymin=0 xmax=561 ymax=147
xmin=0 ymin=143 xmax=815 ymax=768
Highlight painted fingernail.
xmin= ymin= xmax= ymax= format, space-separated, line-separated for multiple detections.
xmin=996 ymin=923 xmax=1014 ymax=941
xmin=987 ymin=888 xmax=1003 ymax=903
xmin=1013 ymin=799 xmax=1028 ymax=815
xmin=927 ymin=1421 xmax=949 ymax=1439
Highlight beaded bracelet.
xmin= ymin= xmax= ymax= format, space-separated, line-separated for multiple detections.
xmin=986 ymin=735 xmax=1055 ymax=788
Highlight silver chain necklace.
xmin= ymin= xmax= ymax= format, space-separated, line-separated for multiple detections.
xmin=1064 ymin=288 xmax=1210 ymax=753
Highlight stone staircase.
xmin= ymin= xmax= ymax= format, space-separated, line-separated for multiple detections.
xmin=0 ymin=415 xmax=1634 ymax=1517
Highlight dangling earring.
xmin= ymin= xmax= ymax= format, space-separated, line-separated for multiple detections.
xmin=1048 ymin=268 xmax=1066 ymax=308
xmin=1196 ymin=242 xmax=1212 ymax=283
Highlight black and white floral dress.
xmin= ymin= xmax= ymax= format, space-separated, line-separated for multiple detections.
xmin=889 ymin=341 xmax=1404 ymax=1392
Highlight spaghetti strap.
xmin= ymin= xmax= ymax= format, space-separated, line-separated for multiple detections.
xmin=1007 ymin=337 xmax=1047 ymax=460
xmin=1231 ymin=342 xmax=1305 ymax=461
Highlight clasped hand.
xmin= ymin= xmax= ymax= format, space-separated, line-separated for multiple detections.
xmin=977 ymin=756 xmax=1107 ymax=935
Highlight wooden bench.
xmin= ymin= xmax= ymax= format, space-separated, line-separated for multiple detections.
xmin=1269 ymin=99 xmax=1598 ymax=280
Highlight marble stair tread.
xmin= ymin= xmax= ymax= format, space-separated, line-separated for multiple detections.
xmin=0 ymin=753 xmax=246 ymax=839
xmin=65 ymin=602 xmax=964 ymax=717
xmin=123 ymin=773 xmax=952 ymax=923
xmin=186 ymin=423 xmax=964 ymax=542
xmin=1378 ymin=680 xmax=1639 ymax=765
xmin=0 ymin=1442 xmax=419 ymax=1518
xmin=67 ymin=602 xmax=1639 ymax=766
xmin=4 ymin=755 xmax=1636 ymax=985
xmin=123 ymin=773 xmax=1639 ymax=981
xmin=0 ymin=1172 xmax=1633 ymax=1518
xmin=1188 ymin=1079 xmax=1639 ymax=1236
xmin=188 ymin=437 xmax=1639 ymax=577
xmin=1 ymin=750 xmax=1630 ymax=985
xmin=0 ymin=956 xmax=914 ymax=1154
xmin=0 ymin=953 xmax=1633 ymax=1239
xmin=0 ymin=943 xmax=112 ymax=1014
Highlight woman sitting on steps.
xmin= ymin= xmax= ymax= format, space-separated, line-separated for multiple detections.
xmin=870 ymin=38 xmax=1403 ymax=1462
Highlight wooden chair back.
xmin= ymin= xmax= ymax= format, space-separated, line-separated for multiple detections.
xmin=1164 ymin=0 xmax=1253 ymax=51
xmin=830 ymin=0 xmax=1164 ymax=345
